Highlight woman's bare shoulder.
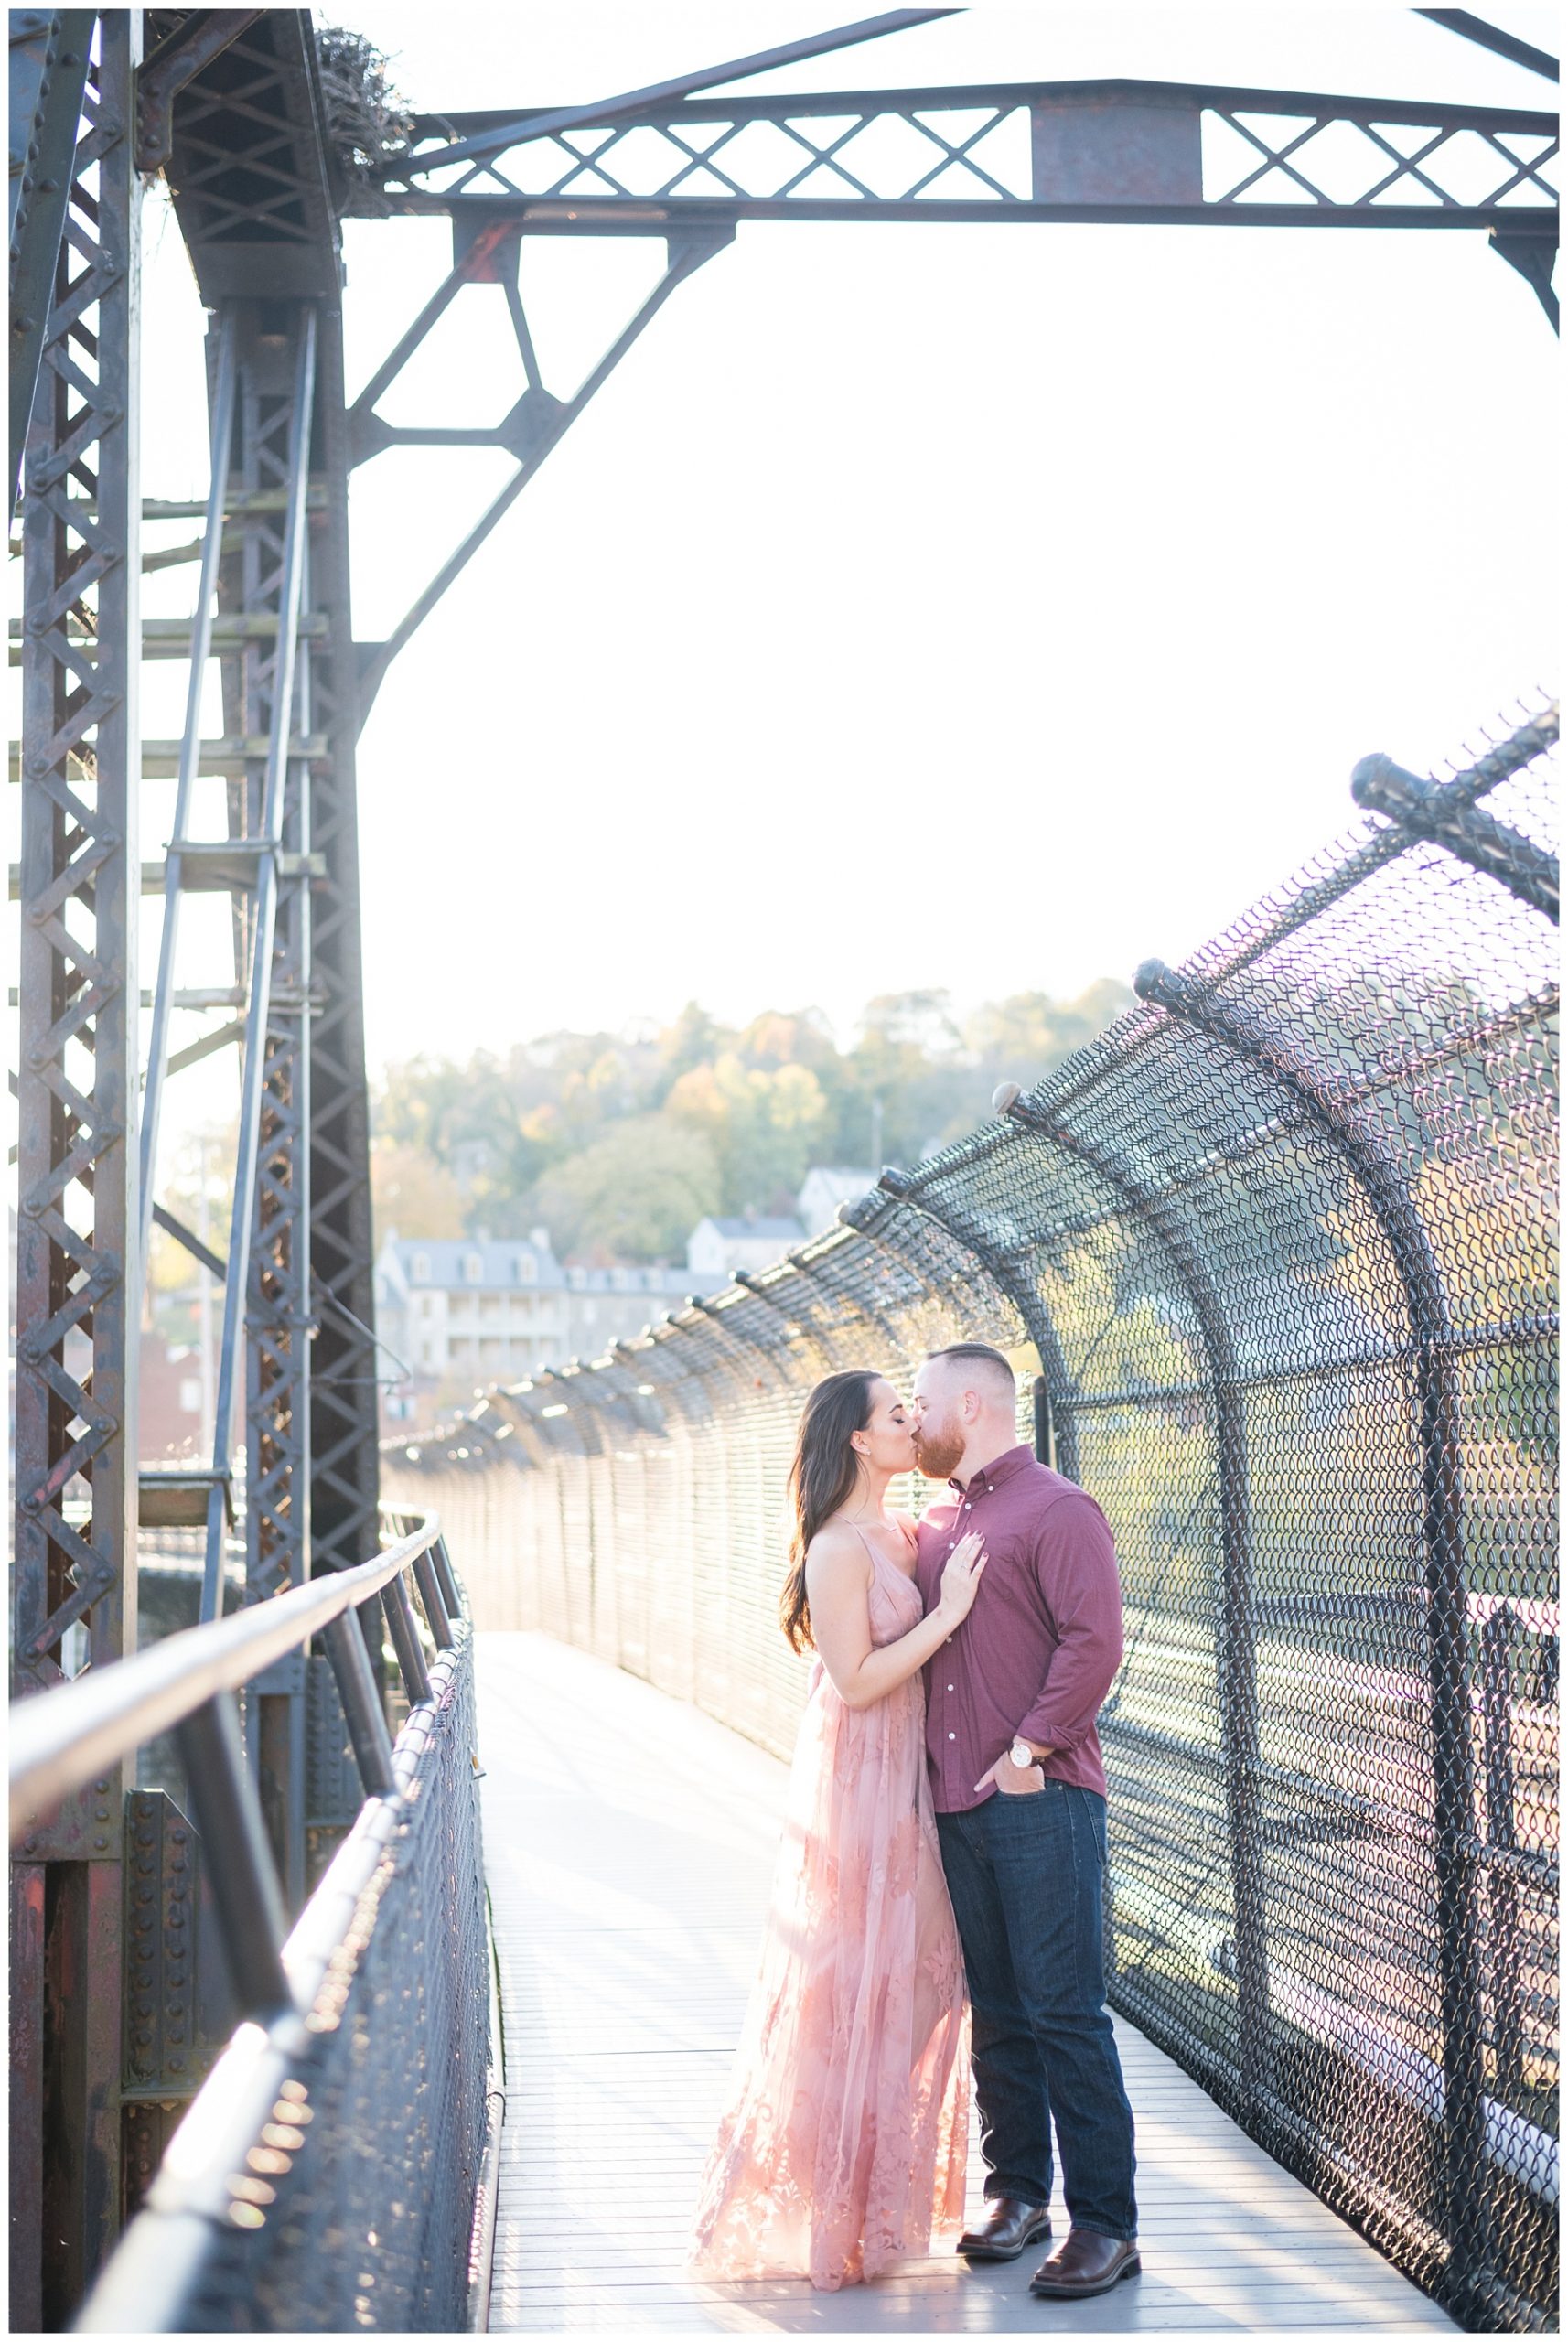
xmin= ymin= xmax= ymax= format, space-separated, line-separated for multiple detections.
xmin=804 ymin=1519 xmax=871 ymax=1579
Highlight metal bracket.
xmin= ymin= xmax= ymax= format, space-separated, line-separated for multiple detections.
xmin=351 ymin=225 xmax=733 ymax=715
xmin=122 ymin=1790 xmax=205 ymax=2100
xmin=1351 ymin=747 xmax=1559 ymax=918
xmin=1490 ymin=228 xmax=1560 ymax=334
xmin=134 ymin=9 xmax=263 ymax=174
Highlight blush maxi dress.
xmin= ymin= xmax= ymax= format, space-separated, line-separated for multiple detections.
xmin=688 ymin=1525 xmax=971 ymax=2291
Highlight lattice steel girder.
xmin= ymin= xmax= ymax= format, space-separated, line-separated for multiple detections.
xmin=8 ymin=7 xmax=94 ymax=510
xmin=305 ymin=298 xmax=381 ymax=1584
xmin=12 ymin=17 xmax=142 ymax=2316
xmin=155 ymin=4 xmax=387 ymax=1612
xmin=384 ymin=76 xmax=1559 ymax=240
xmin=14 ymin=16 xmax=141 ymax=1728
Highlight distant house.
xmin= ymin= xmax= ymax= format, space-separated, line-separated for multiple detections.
xmin=686 ymin=1214 xmax=806 ymax=1283
xmin=374 ymin=1230 xmax=707 ymax=1425
xmin=797 ymin=1166 xmax=878 ymax=1235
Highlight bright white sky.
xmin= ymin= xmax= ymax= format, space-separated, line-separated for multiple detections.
xmin=133 ymin=4 xmax=1558 ymax=1083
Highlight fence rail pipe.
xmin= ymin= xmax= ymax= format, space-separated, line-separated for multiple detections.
xmin=7 ymin=1512 xmax=441 ymax=1843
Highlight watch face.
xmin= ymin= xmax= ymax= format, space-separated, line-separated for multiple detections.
xmin=1010 ymin=1741 xmax=1032 ymax=1766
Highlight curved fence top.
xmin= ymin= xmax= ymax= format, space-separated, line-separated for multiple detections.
xmin=392 ymin=701 xmax=1557 ymax=1520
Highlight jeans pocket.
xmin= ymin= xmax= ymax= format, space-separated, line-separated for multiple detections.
xmin=996 ymin=1778 xmax=1059 ymax=1811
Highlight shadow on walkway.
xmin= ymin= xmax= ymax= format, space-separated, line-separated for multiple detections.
xmin=479 ymin=1632 xmax=1456 ymax=2336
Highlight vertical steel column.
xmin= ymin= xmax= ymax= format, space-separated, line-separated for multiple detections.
xmin=305 ymin=306 xmax=381 ymax=1579
xmin=199 ymin=307 xmax=317 ymax=1628
xmin=136 ymin=307 xmax=237 ymax=1276
xmin=198 ymin=306 xmax=318 ymax=1913
xmin=11 ymin=16 xmax=141 ymax=2319
xmin=1133 ymin=955 xmax=1490 ymax=2316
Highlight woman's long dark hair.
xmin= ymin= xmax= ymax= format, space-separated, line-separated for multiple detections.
xmin=779 ymin=1369 xmax=883 ymax=1653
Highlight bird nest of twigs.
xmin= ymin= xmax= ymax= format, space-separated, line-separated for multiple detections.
xmin=314 ymin=25 xmax=418 ymax=214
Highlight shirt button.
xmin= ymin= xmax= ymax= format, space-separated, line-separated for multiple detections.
xmin=946 ymin=1683 xmax=954 ymax=1692
xmin=947 ymin=1732 xmax=956 ymax=1741
xmin=963 ymin=1502 xmax=972 ymax=1511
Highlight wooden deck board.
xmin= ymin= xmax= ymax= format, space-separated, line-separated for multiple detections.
xmin=479 ymin=1633 xmax=1455 ymax=2336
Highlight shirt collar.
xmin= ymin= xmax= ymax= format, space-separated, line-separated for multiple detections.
xmin=950 ymin=1442 xmax=1034 ymax=1499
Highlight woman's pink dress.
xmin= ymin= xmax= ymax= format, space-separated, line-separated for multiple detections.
xmin=688 ymin=1526 xmax=970 ymax=2291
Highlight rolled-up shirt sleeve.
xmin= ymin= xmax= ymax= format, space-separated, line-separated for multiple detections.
xmin=1015 ymin=1494 xmax=1124 ymax=1753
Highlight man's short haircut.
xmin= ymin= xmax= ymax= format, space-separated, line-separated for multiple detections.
xmin=925 ymin=1341 xmax=1016 ymax=1401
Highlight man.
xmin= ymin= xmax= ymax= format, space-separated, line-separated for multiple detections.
xmin=910 ymin=1341 xmax=1139 ymax=2302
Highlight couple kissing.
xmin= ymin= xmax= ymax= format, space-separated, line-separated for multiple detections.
xmin=688 ymin=1342 xmax=1140 ymax=2300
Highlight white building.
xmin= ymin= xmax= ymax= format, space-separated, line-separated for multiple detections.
xmin=374 ymin=1230 xmax=707 ymax=1422
xmin=797 ymin=1166 xmax=878 ymax=1235
xmin=686 ymin=1214 xmax=806 ymax=1283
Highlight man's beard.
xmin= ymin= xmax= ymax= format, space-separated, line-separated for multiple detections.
xmin=914 ymin=1419 xmax=965 ymax=1481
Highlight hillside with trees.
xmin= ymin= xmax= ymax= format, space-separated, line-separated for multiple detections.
xmin=371 ymin=982 xmax=1134 ymax=1262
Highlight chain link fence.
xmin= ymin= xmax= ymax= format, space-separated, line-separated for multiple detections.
xmin=81 ymin=1582 xmax=492 ymax=2334
xmin=388 ymin=704 xmax=1558 ymax=2332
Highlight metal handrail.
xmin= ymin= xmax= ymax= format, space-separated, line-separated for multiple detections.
xmin=73 ymin=1560 xmax=477 ymax=2337
xmin=9 ymin=1510 xmax=444 ymax=1845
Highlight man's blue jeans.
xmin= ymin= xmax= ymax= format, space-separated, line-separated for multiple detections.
xmin=937 ymin=1781 xmax=1137 ymax=2240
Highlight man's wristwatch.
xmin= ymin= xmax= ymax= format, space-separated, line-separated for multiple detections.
xmin=1008 ymin=1737 xmax=1038 ymax=1769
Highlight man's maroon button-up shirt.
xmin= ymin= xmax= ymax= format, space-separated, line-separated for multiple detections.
xmin=914 ymin=1443 xmax=1123 ymax=1812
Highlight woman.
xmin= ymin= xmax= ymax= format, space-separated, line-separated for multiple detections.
xmin=688 ymin=1368 xmax=987 ymax=2291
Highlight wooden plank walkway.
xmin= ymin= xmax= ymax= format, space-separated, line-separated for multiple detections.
xmin=478 ymin=1633 xmax=1456 ymax=2335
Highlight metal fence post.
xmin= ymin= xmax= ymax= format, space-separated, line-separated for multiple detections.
xmin=1477 ymin=1608 xmax=1525 ymax=2102
xmin=1134 ymin=955 xmax=1491 ymax=2318
xmin=383 ymin=1576 xmax=434 ymax=1707
xmin=322 ymin=1612 xmax=397 ymax=1799
xmin=413 ymin=1550 xmax=455 ymax=1650
xmin=996 ymin=1099 xmax=1272 ymax=2118
xmin=173 ymin=1696 xmax=292 ymax=2023
xmin=870 ymin=1166 xmax=1081 ymax=1483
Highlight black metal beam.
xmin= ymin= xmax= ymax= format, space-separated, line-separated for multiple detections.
xmin=385 ymin=75 xmax=1558 ymax=252
xmin=413 ymin=9 xmax=962 ymax=174
xmin=353 ymin=225 xmax=732 ymax=712
xmin=1414 ymin=9 xmax=1559 ymax=81
xmin=1351 ymin=746 xmax=1560 ymax=916
xmin=134 ymin=7 xmax=263 ymax=172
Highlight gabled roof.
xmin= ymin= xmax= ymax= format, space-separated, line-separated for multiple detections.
xmin=393 ymin=1237 xmax=559 ymax=1289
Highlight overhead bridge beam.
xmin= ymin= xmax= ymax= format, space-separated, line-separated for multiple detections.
xmin=385 ymin=75 xmax=1558 ymax=240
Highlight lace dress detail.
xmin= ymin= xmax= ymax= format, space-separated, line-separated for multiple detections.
xmin=688 ymin=1531 xmax=970 ymax=2290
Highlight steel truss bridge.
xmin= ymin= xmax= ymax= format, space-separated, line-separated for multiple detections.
xmin=6 ymin=5 xmax=1561 ymax=2333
